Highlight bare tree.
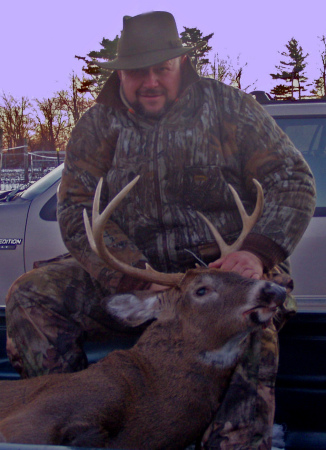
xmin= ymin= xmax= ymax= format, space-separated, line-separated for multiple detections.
xmin=30 ymin=73 xmax=94 ymax=152
xmin=229 ymin=56 xmax=257 ymax=91
xmin=210 ymin=53 xmax=233 ymax=83
xmin=57 ymin=73 xmax=94 ymax=128
xmin=310 ymin=35 xmax=326 ymax=98
xmin=32 ymin=97 xmax=68 ymax=151
xmin=0 ymin=93 xmax=34 ymax=149
xmin=208 ymin=54 xmax=256 ymax=91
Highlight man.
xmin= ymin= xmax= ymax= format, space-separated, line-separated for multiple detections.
xmin=6 ymin=11 xmax=315 ymax=449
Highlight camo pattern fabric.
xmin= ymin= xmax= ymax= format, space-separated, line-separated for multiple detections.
xmin=57 ymin=74 xmax=316 ymax=290
xmin=201 ymin=324 xmax=278 ymax=450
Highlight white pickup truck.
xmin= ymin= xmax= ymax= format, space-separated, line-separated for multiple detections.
xmin=0 ymin=165 xmax=67 ymax=307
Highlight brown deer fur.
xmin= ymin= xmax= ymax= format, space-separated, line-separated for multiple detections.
xmin=0 ymin=269 xmax=287 ymax=449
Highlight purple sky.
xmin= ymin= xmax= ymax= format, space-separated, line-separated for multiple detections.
xmin=1 ymin=0 xmax=326 ymax=100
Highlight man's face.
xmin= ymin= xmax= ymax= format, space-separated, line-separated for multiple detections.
xmin=118 ymin=57 xmax=185 ymax=118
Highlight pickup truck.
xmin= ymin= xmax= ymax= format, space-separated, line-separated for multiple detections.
xmin=1 ymin=95 xmax=326 ymax=449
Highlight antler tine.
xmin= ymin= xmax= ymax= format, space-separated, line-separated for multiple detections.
xmin=83 ymin=176 xmax=183 ymax=287
xmin=197 ymin=179 xmax=264 ymax=258
xmin=92 ymin=177 xmax=103 ymax=224
xmin=94 ymin=176 xmax=140 ymax=238
xmin=84 ymin=176 xmax=139 ymax=257
xmin=83 ymin=209 xmax=97 ymax=255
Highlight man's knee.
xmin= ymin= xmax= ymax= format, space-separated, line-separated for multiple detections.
xmin=5 ymin=263 xmax=90 ymax=378
xmin=5 ymin=271 xmax=39 ymax=328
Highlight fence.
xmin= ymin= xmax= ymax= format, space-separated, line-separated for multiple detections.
xmin=0 ymin=138 xmax=65 ymax=191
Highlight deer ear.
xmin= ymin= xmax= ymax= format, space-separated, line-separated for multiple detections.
xmin=105 ymin=293 xmax=161 ymax=327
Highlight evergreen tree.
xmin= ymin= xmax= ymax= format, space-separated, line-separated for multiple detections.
xmin=270 ymin=38 xmax=309 ymax=100
xmin=180 ymin=27 xmax=214 ymax=75
xmin=270 ymin=84 xmax=292 ymax=101
xmin=76 ymin=28 xmax=213 ymax=92
xmin=75 ymin=36 xmax=119 ymax=97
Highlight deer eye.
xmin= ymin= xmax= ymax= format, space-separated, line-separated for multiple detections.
xmin=196 ymin=287 xmax=207 ymax=296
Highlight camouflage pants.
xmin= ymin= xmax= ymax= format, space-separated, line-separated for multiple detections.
xmin=5 ymin=256 xmax=294 ymax=449
xmin=201 ymin=326 xmax=278 ymax=449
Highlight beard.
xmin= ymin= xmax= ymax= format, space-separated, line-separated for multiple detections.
xmin=130 ymin=88 xmax=175 ymax=119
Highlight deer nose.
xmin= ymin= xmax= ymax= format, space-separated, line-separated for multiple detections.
xmin=261 ymin=282 xmax=286 ymax=307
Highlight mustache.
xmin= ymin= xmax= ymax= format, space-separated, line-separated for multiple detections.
xmin=137 ymin=88 xmax=165 ymax=96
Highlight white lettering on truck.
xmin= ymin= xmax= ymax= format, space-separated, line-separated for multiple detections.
xmin=0 ymin=239 xmax=23 ymax=245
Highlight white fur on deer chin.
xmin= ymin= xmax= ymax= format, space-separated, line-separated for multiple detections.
xmin=198 ymin=331 xmax=250 ymax=369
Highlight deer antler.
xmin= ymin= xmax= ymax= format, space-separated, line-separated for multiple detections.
xmin=84 ymin=177 xmax=264 ymax=287
xmin=83 ymin=177 xmax=184 ymax=287
xmin=196 ymin=179 xmax=264 ymax=257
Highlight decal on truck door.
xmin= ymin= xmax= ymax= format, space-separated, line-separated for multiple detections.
xmin=0 ymin=238 xmax=23 ymax=249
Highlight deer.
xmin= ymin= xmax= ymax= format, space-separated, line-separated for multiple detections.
xmin=0 ymin=177 xmax=289 ymax=449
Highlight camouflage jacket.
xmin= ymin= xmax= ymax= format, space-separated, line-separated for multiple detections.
xmin=57 ymin=64 xmax=316 ymax=292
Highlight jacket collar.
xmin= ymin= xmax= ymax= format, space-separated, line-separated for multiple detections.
xmin=96 ymin=57 xmax=200 ymax=109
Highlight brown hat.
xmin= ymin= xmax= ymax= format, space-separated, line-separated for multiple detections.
xmin=96 ymin=11 xmax=203 ymax=70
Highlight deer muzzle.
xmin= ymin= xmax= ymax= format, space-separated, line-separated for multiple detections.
xmin=244 ymin=281 xmax=286 ymax=326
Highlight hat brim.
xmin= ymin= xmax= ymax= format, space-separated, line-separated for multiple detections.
xmin=95 ymin=42 xmax=205 ymax=70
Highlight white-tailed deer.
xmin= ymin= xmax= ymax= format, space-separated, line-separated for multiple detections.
xmin=0 ymin=178 xmax=288 ymax=449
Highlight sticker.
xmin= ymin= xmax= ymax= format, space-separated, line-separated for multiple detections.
xmin=0 ymin=239 xmax=23 ymax=245
xmin=0 ymin=238 xmax=23 ymax=250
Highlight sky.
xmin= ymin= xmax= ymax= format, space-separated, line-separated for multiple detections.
xmin=1 ymin=0 xmax=326 ymax=100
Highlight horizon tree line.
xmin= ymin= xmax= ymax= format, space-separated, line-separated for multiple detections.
xmin=1 ymin=28 xmax=326 ymax=153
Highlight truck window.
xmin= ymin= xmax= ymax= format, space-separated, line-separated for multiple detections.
xmin=274 ymin=116 xmax=326 ymax=210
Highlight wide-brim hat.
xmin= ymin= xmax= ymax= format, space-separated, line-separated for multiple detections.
xmin=96 ymin=11 xmax=204 ymax=70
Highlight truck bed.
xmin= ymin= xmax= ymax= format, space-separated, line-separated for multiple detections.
xmin=1 ymin=306 xmax=326 ymax=449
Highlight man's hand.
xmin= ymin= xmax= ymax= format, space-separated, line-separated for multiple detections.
xmin=208 ymin=250 xmax=264 ymax=280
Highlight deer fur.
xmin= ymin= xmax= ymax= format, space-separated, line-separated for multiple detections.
xmin=0 ymin=269 xmax=287 ymax=449
xmin=0 ymin=177 xmax=288 ymax=448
